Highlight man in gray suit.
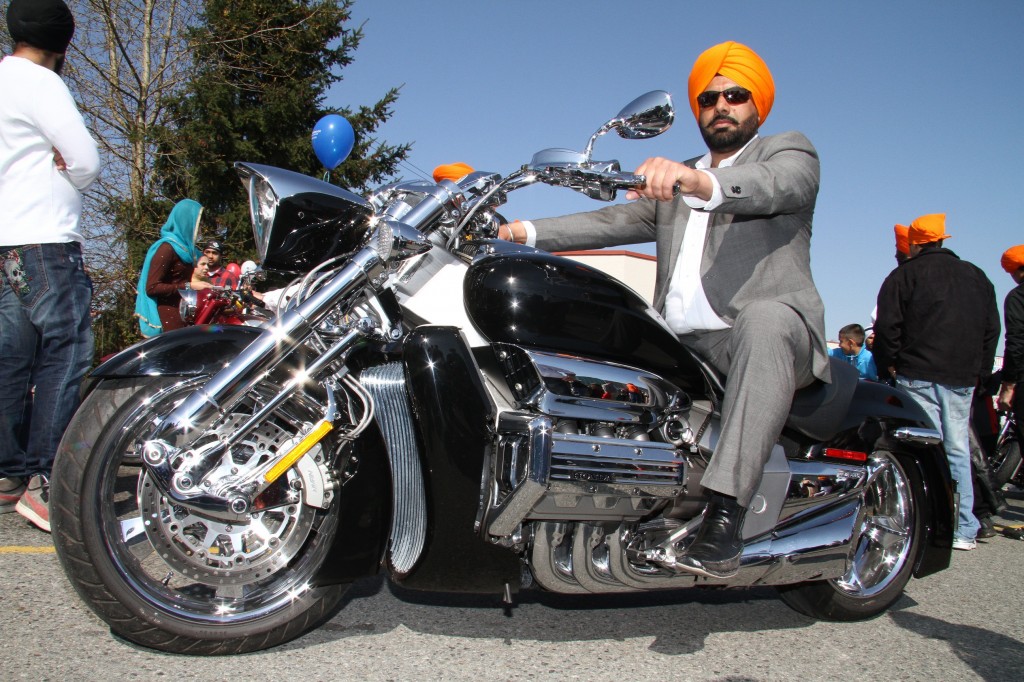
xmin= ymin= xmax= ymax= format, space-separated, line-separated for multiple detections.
xmin=500 ymin=41 xmax=828 ymax=578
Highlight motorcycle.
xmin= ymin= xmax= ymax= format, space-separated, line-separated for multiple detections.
xmin=990 ymin=411 xmax=1022 ymax=489
xmin=178 ymin=260 xmax=273 ymax=327
xmin=50 ymin=91 xmax=956 ymax=655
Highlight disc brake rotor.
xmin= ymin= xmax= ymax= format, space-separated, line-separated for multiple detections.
xmin=138 ymin=415 xmax=320 ymax=586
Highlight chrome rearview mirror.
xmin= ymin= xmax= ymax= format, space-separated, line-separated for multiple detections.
xmin=614 ymin=90 xmax=675 ymax=139
xmin=583 ymin=90 xmax=674 ymax=159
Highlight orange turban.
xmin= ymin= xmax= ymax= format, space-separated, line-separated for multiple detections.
xmin=432 ymin=162 xmax=475 ymax=183
xmin=908 ymin=213 xmax=952 ymax=245
xmin=688 ymin=41 xmax=775 ymax=124
xmin=1001 ymin=245 xmax=1024 ymax=273
xmin=894 ymin=224 xmax=910 ymax=255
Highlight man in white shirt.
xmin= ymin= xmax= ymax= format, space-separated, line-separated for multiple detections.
xmin=0 ymin=0 xmax=101 ymax=532
xmin=500 ymin=42 xmax=826 ymax=578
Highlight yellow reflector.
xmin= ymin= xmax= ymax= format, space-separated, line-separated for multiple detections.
xmin=265 ymin=420 xmax=333 ymax=484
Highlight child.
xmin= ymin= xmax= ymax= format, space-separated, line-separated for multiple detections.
xmin=828 ymin=323 xmax=878 ymax=380
xmin=191 ymin=254 xmax=213 ymax=290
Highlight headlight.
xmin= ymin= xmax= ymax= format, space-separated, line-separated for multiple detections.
xmin=371 ymin=219 xmax=395 ymax=261
xmin=248 ymin=174 xmax=278 ymax=263
xmin=369 ymin=219 xmax=433 ymax=264
xmin=179 ymin=289 xmax=198 ymax=323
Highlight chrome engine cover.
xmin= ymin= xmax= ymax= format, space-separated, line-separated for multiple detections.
xmin=484 ymin=346 xmax=695 ymax=537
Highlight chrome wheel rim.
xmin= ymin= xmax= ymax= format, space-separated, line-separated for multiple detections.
xmin=100 ymin=379 xmax=337 ymax=624
xmin=833 ymin=453 xmax=914 ymax=598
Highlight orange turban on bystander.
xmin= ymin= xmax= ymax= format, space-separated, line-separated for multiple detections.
xmin=894 ymin=224 xmax=910 ymax=255
xmin=908 ymin=213 xmax=952 ymax=245
xmin=688 ymin=41 xmax=775 ymax=124
xmin=432 ymin=162 xmax=475 ymax=183
xmin=1001 ymin=245 xmax=1024 ymax=273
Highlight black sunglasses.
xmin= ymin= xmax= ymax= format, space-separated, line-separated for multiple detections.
xmin=696 ymin=87 xmax=752 ymax=108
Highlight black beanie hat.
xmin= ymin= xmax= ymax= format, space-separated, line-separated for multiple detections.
xmin=6 ymin=0 xmax=76 ymax=54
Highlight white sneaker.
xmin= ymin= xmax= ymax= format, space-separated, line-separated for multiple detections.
xmin=952 ymin=537 xmax=977 ymax=551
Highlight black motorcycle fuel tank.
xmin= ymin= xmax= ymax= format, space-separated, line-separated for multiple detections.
xmin=463 ymin=249 xmax=710 ymax=395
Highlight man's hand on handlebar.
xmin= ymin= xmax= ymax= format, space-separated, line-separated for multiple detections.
xmin=625 ymin=157 xmax=712 ymax=202
xmin=498 ymin=221 xmax=526 ymax=243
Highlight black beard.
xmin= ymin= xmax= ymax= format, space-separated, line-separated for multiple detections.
xmin=700 ymin=114 xmax=758 ymax=154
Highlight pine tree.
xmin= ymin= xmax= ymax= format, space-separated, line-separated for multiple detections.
xmin=157 ymin=0 xmax=409 ymax=263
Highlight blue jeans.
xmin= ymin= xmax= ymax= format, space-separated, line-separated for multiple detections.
xmin=896 ymin=375 xmax=979 ymax=541
xmin=0 ymin=242 xmax=93 ymax=478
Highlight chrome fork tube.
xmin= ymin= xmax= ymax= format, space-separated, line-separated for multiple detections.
xmin=219 ymin=326 xmax=361 ymax=451
xmin=154 ymin=247 xmax=383 ymax=449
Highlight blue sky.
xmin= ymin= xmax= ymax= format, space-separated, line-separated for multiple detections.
xmin=332 ymin=0 xmax=1024 ymax=353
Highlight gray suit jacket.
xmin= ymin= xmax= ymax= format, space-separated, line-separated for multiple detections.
xmin=533 ymin=131 xmax=830 ymax=383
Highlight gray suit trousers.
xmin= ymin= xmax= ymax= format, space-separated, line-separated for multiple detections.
xmin=683 ymin=300 xmax=816 ymax=506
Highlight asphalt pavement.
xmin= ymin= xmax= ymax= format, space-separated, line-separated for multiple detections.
xmin=1 ymin=492 xmax=1022 ymax=681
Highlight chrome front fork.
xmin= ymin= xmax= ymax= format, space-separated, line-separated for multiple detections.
xmin=140 ymin=247 xmax=385 ymax=518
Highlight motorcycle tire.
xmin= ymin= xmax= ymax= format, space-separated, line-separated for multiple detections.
xmin=776 ymin=451 xmax=922 ymax=621
xmin=990 ymin=437 xmax=1022 ymax=490
xmin=51 ymin=376 xmax=348 ymax=655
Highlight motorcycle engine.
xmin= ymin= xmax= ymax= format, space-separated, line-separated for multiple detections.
xmin=483 ymin=344 xmax=704 ymax=538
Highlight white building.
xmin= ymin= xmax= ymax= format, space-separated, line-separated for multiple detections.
xmin=557 ymin=249 xmax=656 ymax=304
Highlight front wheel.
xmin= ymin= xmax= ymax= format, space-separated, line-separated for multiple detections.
xmin=777 ymin=451 xmax=921 ymax=620
xmin=51 ymin=377 xmax=348 ymax=654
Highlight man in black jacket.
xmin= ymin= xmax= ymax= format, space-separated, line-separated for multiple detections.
xmin=874 ymin=213 xmax=1000 ymax=550
xmin=997 ymin=245 xmax=1024 ymax=420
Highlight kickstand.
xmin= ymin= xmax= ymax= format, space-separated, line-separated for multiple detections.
xmin=501 ymin=582 xmax=515 ymax=617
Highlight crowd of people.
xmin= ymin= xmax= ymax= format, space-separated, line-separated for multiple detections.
xmin=0 ymin=0 xmax=1020 ymax=579
xmin=829 ymin=216 xmax=1021 ymax=549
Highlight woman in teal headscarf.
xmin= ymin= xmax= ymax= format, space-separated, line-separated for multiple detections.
xmin=134 ymin=199 xmax=212 ymax=337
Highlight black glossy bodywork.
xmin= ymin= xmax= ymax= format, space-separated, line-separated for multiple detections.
xmin=315 ymin=426 xmax=392 ymax=586
xmin=464 ymin=250 xmax=711 ymax=395
xmin=87 ymin=325 xmax=262 ymax=393
xmin=263 ymin=192 xmax=371 ymax=274
xmin=396 ymin=326 xmax=521 ymax=592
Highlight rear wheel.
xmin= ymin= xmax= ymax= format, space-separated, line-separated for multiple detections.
xmin=777 ymin=451 xmax=921 ymax=620
xmin=51 ymin=377 xmax=348 ymax=654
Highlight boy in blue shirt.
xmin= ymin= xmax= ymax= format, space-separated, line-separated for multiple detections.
xmin=829 ymin=323 xmax=878 ymax=380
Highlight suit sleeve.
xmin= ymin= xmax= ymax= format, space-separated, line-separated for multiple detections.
xmin=532 ymin=197 xmax=659 ymax=253
xmin=702 ymin=132 xmax=820 ymax=216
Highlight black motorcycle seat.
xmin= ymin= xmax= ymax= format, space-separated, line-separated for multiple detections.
xmin=692 ymin=354 xmax=861 ymax=442
xmin=785 ymin=358 xmax=860 ymax=441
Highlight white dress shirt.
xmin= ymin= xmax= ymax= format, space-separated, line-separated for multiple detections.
xmin=662 ymin=136 xmax=757 ymax=334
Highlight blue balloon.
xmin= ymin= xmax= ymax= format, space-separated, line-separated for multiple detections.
xmin=311 ymin=114 xmax=355 ymax=170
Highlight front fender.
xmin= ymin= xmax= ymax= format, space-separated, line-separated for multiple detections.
xmin=86 ymin=325 xmax=263 ymax=395
xmin=89 ymin=324 xmax=393 ymax=586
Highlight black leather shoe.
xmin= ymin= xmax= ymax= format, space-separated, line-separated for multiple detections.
xmin=676 ymin=494 xmax=746 ymax=579
xmin=977 ymin=516 xmax=997 ymax=539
